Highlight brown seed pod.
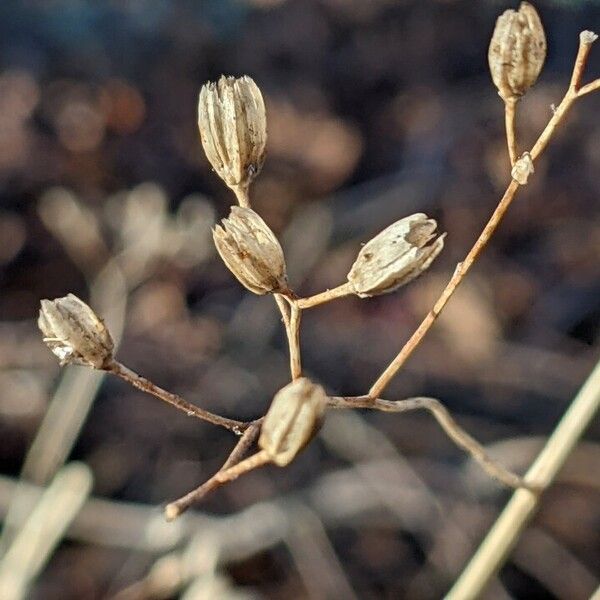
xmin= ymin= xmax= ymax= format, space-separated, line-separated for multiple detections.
xmin=259 ymin=378 xmax=327 ymax=467
xmin=488 ymin=2 xmax=546 ymax=101
xmin=213 ymin=206 xmax=289 ymax=295
xmin=347 ymin=213 xmax=445 ymax=298
xmin=198 ymin=75 xmax=267 ymax=194
xmin=38 ymin=294 xmax=114 ymax=368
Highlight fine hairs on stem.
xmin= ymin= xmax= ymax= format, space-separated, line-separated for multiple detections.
xmin=37 ymin=10 xmax=600 ymax=590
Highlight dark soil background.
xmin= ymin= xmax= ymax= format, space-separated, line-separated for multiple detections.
xmin=0 ymin=1 xmax=599 ymax=599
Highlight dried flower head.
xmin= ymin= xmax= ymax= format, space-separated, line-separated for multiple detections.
xmin=213 ymin=206 xmax=289 ymax=295
xmin=198 ymin=75 xmax=267 ymax=195
xmin=347 ymin=213 xmax=445 ymax=298
xmin=38 ymin=294 xmax=113 ymax=368
xmin=259 ymin=377 xmax=327 ymax=467
xmin=488 ymin=2 xmax=546 ymax=101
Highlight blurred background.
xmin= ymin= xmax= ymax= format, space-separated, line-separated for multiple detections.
xmin=0 ymin=0 xmax=599 ymax=598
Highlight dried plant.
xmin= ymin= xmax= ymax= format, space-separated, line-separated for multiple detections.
xmin=36 ymin=7 xmax=600 ymax=591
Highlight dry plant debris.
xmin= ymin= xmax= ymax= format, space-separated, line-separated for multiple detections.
xmin=37 ymin=3 xmax=600 ymax=535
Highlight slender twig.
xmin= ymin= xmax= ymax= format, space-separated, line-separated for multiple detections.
xmin=369 ymin=32 xmax=600 ymax=400
xmin=276 ymin=293 xmax=302 ymax=378
xmin=274 ymin=293 xmax=291 ymax=330
xmin=165 ymin=448 xmax=271 ymax=521
xmin=276 ymin=294 xmax=302 ymax=379
xmin=288 ymin=302 xmax=302 ymax=379
xmin=447 ymin=356 xmax=600 ymax=599
xmin=296 ymin=282 xmax=353 ymax=309
xmin=329 ymin=396 xmax=534 ymax=491
xmin=104 ymin=360 xmax=249 ymax=434
xmin=504 ymin=97 xmax=518 ymax=166
xmin=164 ymin=418 xmax=264 ymax=520
xmin=577 ymin=78 xmax=600 ymax=96
xmin=214 ymin=450 xmax=270 ymax=482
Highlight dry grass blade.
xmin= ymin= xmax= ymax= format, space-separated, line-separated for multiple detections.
xmin=0 ymin=463 xmax=93 ymax=600
xmin=447 ymin=356 xmax=600 ymax=599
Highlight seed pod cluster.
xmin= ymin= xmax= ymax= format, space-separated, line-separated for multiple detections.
xmin=488 ymin=2 xmax=546 ymax=101
xmin=198 ymin=76 xmax=267 ymax=194
xmin=259 ymin=378 xmax=327 ymax=467
xmin=347 ymin=213 xmax=445 ymax=298
xmin=213 ymin=206 xmax=289 ymax=295
xmin=38 ymin=294 xmax=114 ymax=368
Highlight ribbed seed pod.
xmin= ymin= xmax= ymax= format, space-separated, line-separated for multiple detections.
xmin=213 ymin=206 xmax=289 ymax=295
xmin=488 ymin=2 xmax=546 ymax=101
xmin=347 ymin=213 xmax=445 ymax=298
xmin=198 ymin=75 xmax=267 ymax=194
xmin=259 ymin=378 xmax=327 ymax=467
xmin=38 ymin=294 xmax=114 ymax=368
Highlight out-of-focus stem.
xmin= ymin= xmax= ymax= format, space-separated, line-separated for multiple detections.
xmin=447 ymin=356 xmax=600 ymax=600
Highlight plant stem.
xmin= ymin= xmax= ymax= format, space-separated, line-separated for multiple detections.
xmin=289 ymin=303 xmax=302 ymax=379
xmin=274 ymin=293 xmax=291 ymax=330
xmin=214 ymin=449 xmax=270 ymax=482
xmin=447 ymin=356 xmax=600 ymax=600
xmin=328 ymin=395 xmax=533 ymax=491
xmin=105 ymin=360 xmax=248 ymax=434
xmin=369 ymin=32 xmax=599 ymax=399
xmin=164 ymin=419 xmax=263 ymax=520
xmin=504 ymin=97 xmax=518 ymax=166
xmin=577 ymin=78 xmax=600 ymax=96
xmin=296 ymin=282 xmax=353 ymax=309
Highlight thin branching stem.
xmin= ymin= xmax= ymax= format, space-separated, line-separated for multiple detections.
xmin=105 ymin=360 xmax=249 ymax=434
xmin=577 ymin=78 xmax=600 ymax=96
xmin=504 ymin=97 xmax=518 ymax=166
xmin=288 ymin=302 xmax=302 ymax=379
xmin=328 ymin=395 xmax=535 ymax=491
xmin=274 ymin=293 xmax=291 ymax=330
xmin=447 ymin=356 xmax=600 ymax=599
xmin=164 ymin=418 xmax=264 ymax=520
xmin=369 ymin=32 xmax=600 ymax=400
xmin=296 ymin=282 xmax=353 ymax=309
xmin=165 ymin=450 xmax=271 ymax=521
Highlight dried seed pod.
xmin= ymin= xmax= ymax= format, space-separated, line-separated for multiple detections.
xmin=259 ymin=378 xmax=327 ymax=467
xmin=198 ymin=75 xmax=267 ymax=194
xmin=488 ymin=2 xmax=546 ymax=101
xmin=347 ymin=213 xmax=445 ymax=298
xmin=213 ymin=206 xmax=289 ymax=295
xmin=511 ymin=151 xmax=534 ymax=184
xmin=38 ymin=294 xmax=114 ymax=368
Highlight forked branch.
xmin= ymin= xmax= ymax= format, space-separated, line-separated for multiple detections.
xmin=369 ymin=31 xmax=600 ymax=399
xmin=328 ymin=395 xmax=535 ymax=491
